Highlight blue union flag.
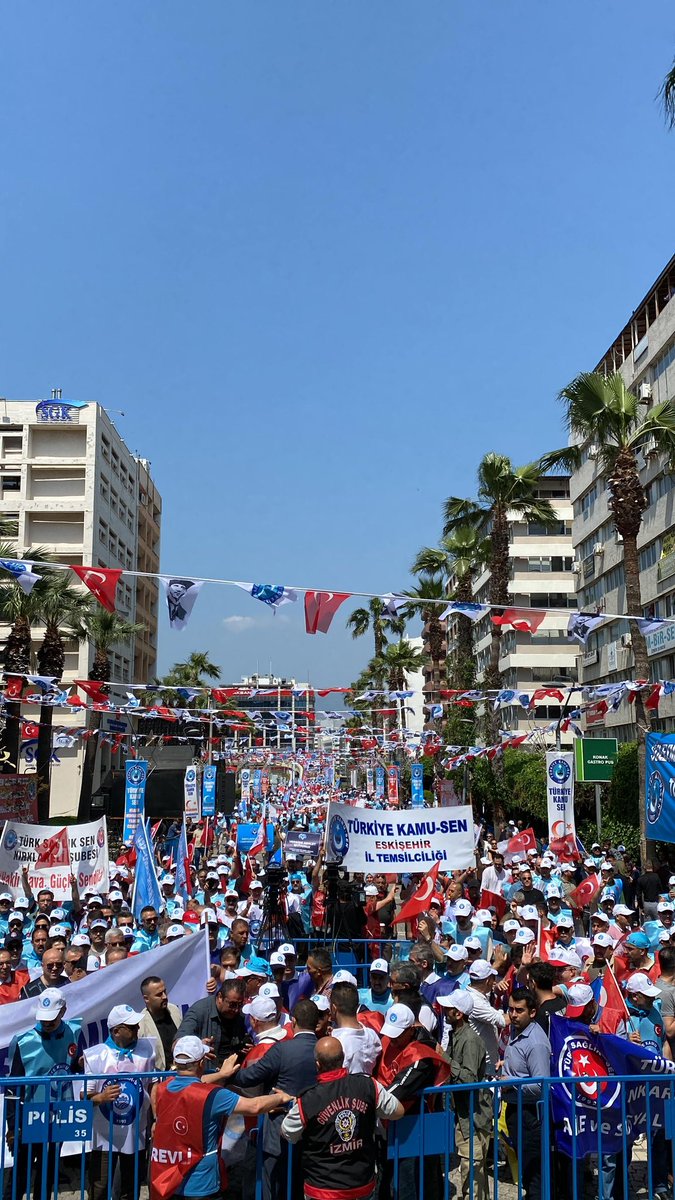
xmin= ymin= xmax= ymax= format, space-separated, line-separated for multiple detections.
xmin=549 ymin=1016 xmax=675 ymax=1158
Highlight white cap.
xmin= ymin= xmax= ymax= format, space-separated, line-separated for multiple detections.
xmin=107 ymin=1003 xmax=144 ymax=1028
xmin=71 ymin=933 xmax=90 ymax=946
xmin=109 ymin=890 xmax=124 ymax=902
xmin=310 ymin=993 xmax=330 ymax=1012
xmin=370 ymin=958 xmax=389 ymax=974
xmin=173 ymin=1036 xmax=211 ymax=1064
xmin=15 ymin=897 xmax=30 ymax=909
xmin=519 ymin=905 xmax=539 ymax=922
xmin=35 ymin=988 xmax=66 ymax=1021
xmin=50 ymin=924 xmax=69 ymax=939
xmin=566 ymin=983 xmax=595 ymax=1017
xmin=278 ymin=943 xmax=295 ymax=956
xmin=561 ymin=863 xmax=576 ymax=874
xmin=468 ymin=960 xmax=497 ymax=980
xmin=201 ymin=909 xmax=218 ymax=926
xmin=269 ymin=952 xmax=286 ymax=967
xmin=592 ymin=911 xmax=610 ymax=924
xmin=454 ymin=899 xmax=473 ymax=917
xmin=446 ymin=944 xmax=468 ymax=962
xmin=659 ymin=930 xmax=672 ymax=944
xmin=258 ymin=982 xmax=280 ymax=999
xmin=8 ymin=911 xmax=24 ymax=924
xmin=600 ymin=862 xmax=613 ymax=872
xmin=464 ymin=936 xmax=483 ymax=951
xmin=591 ymin=932 xmax=614 ymax=948
xmin=625 ymin=972 xmax=661 ymax=998
xmin=86 ymin=894 xmax=103 ymax=905
xmin=658 ymin=901 xmax=675 ymax=913
xmin=249 ymin=880 xmax=263 ymax=891
xmin=245 ymin=996 xmax=277 ymax=1021
xmin=669 ymin=876 xmax=675 ymax=887
xmin=515 ymin=928 xmax=535 ymax=945
xmin=503 ymin=919 xmax=521 ymax=933
xmin=0 ymin=892 xmax=13 ymax=903
xmin=165 ymin=924 xmax=185 ymax=939
xmin=600 ymin=890 xmax=616 ymax=903
xmin=225 ymin=888 xmax=239 ymax=899
xmin=332 ymin=970 xmax=358 ymax=986
xmin=381 ymin=1003 xmax=416 ymax=1039
xmin=437 ymin=990 xmax=474 ymax=1016
xmin=162 ymin=874 xmax=176 ymax=885
xmin=613 ymin=904 xmax=634 ymax=916
xmin=556 ymin=914 xmax=574 ymax=929
xmin=584 ymin=858 xmax=596 ymax=868
xmin=364 ymin=885 xmax=378 ymax=896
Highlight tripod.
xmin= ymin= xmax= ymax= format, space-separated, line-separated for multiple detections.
xmin=255 ymin=865 xmax=290 ymax=954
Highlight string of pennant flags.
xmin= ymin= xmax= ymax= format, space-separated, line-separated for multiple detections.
xmin=0 ymin=556 xmax=673 ymax=645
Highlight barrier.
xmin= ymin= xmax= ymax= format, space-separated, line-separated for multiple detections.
xmin=3 ymin=1069 xmax=675 ymax=1200
xmin=265 ymin=937 xmax=414 ymax=982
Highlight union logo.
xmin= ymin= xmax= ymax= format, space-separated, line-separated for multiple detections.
xmin=558 ymin=1034 xmax=620 ymax=1106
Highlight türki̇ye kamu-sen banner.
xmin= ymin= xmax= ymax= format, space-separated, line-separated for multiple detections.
xmin=0 ymin=818 xmax=109 ymax=900
xmin=325 ymin=802 xmax=475 ymax=872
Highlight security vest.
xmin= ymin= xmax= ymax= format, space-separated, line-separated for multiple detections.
xmin=296 ymin=1069 xmax=378 ymax=1200
xmin=150 ymin=1080 xmax=225 ymax=1200
xmin=10 ymin=1019 xmax=82 ymax=1103
xmin=83 ymin=1037 xmax=155 ymax=1152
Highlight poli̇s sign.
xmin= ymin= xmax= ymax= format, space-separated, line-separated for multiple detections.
xmin=646 ymin=733 xmax=675 ymax=842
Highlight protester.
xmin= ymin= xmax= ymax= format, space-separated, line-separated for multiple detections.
xmin=329 ymin=980 xmax=382 ymax=1072
xmin=19 ymin=947 xmax=70 ymax=998
xmin=176 ymin=979 xmax=250 ymax=1067
xmin=138 ymin=975 xmax=181 ymax=1070
xmin=501 ymin=988 xmax=552 ymax=1200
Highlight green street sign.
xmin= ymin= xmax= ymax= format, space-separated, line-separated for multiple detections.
xmin=574 ymin=737 xmax=618 ymax=783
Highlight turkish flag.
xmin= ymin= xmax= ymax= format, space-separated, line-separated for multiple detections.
xmin=212 ymin=688 xmax=238 ymax=703
xmin=5 ymin=676 xmax=24 ymax=699
xmin=71 ymin=566 xmax=122 ymax=613
xmin=533 ymin=688 xmax=565 ymax=704
xmin=480 ymin=889 xmax=507 ymax=920
xmin=548 ymin=833 xmax=581 ymax=862
xmin=22 ymin=722 xmax=40 ymax=740
xmin=393 ymin=863 xmax=440 ymax=924
xmin=74 ymin=680 xmax=108 ymax=702
xmin=539 ymin=926 xmax=559 ymax=962
xmin=597 ymin=966 xmax=630 ymax=1034
xmin=499 ymin=827 xmax=537 ymax=863
xmin=492 ymin=608 xmax=547 ymax=634
xmin=304 ymin=592 xmax=351 ymax=635
xmin=568 ymin=873 xmax=602 ymax=910
xmin=35 ymin=827 xmax=70 ymax=870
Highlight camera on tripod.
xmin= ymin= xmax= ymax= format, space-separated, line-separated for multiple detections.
xmin=264 ymin=863 xmax=288 ymax=912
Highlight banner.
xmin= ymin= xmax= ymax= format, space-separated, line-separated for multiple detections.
xmin=253 ymin=769 xmax=263 ymax=800
xmin=201 ymin=765 xmax=217 ymax=818
xmin=646 ymin=733 xmax=675 ymax=843
xmin=0 ymin=776 xmax=38 ymax=822
xmin=0 ymin=818 xmax=108 ymax=901
xmin=122 ymin=760 xmax=147 ymax=844
xmin=184 ymin=765 xmax=200 ymax=819
xmin=375 ymin=767 xmax=385 ymax=799
xmin=366 ymin=767 xmax=374 ymax=796
xmin=0 ymin=930 xmax=208 ymax=1073
xmin=131 ymin=818 xmax=161 ymax=919
xmin=411 ymin=764 xmax=424 ymax=808
xmin=546 ymin=751 xmax=576 ymax=846
xmin=284 ymin=830 xmax=322 ymax=859
xmin=549 ymin=1015 xmax=675 ymax=1158
xmin=387 ymin=766 xmax=399 ymax=805
xmin=325 ymin=802 xmax=475 ymax=872
xmin=236 ymin=822 xmax=275 ymax=854
xmin=240 ymin=768 xmax=251 ymax=800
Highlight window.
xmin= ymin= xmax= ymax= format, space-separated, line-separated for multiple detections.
xmin=527 ymin=520 xmax=572 ymax=536
xmin=654 ymin=339 xmax=675 ymax=382
xmin=574 ymin=483 xmax=598 ymax=519
xmin=639 ymin=541 xmax=661 ymax=571
xmin=1 ymin=476 xmax=20 ymax=491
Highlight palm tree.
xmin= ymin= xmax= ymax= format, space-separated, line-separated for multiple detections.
xmin=540 ymin=371 xmax=675 ymax=861
xmin=370 ymin=641 xmax=426 ymax=692
xmin=346 ymin=599 xmax=406 ymax=689
xmin=444 ymin=453 xmax=557 ymax=736
xmin=0 ymin=547 xmax=53 ymax=777
xmin=660 ymin=56 xmax=675 ymax=127
xmin=402 ymin=575 xmax=448 ymax=701
xmin=161 ymin=651 xmax=221 ymax=688
xmin=34 ymin=576 xmax=91 ymax=820
xmin=72 ymin=607 xmax=145 ymax=821
xmin=412 ymin=525 xmax=491 ymax=691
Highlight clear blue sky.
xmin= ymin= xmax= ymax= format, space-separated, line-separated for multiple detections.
xmin=2 ymin=3 xmax=675 ymax=687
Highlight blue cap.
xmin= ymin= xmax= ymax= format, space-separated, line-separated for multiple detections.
xmin=247 ymin=956 xmax=271 ymax=976
xmin=626 ymin=931 xmax=650 ymax=950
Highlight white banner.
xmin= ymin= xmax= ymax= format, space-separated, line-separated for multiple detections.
xmin=546 ymin=751 xmax=576 ymax=843
xmin=184 ymin=765 xmax=200 ymax=818
xmin=0 ymin=928 xmax=208 ymax=1072
xmin=325 ymin=802 xmax=475 ymax=872
xmin=0 ymin=818 xmax=109 ymax=901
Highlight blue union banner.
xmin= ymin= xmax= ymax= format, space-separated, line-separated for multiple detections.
xmin=646 ymin=732 xmax=675 ymax=843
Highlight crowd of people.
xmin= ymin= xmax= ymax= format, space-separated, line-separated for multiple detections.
xmin=2 ymin=809 xmax=675 ymax=1200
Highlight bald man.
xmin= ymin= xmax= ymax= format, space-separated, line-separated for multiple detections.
xmin=281 ymin=1037 xmax=403 ymax=1200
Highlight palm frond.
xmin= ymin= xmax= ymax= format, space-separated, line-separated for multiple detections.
xmin=538 ymin=446 xmax=583 ymax=475
xmin=659 ymin=58 xmax=675 ymax=129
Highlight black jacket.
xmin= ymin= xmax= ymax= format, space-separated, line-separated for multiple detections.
xmin=175 ymin=996 xmax=248 ymax=1067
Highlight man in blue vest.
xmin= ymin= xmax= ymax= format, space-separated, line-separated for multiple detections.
xmin=5 ymin=988 xmax=83 ymax=1200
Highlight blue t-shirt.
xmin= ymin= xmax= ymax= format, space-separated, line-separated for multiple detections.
xmin=357 ymin=986 xmax=393 ymax=1014
xmin=164 ymin=1078 xmax=239 ymax=1196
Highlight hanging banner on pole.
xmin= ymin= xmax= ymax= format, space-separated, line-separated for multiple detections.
xmin=545 ymin=751 xmax=576 ymax=845
xmin=366 ymin=767 xmax=374 ymax=795
xmin=411 ymin=764 xmax=424 ymax=808
xmin=646 ymin=733 xmax=675 ymax=843
xmin=253 ymin=769 xmax=263 ymax=799
xmin=184 ymin=765 xmax=200 ymax=819
xmin=350 ymin=768 xmax=359 ymax=789
xmin=387 ymin=766 xmax=399 ymax=805
xmin=123 ymin=760 xmax=148 ymax=844
xmin=375 ymin=767 xmax=385 ymax=799
xmin=201 ymin=765 xmax=217 ymax=818
xmin=0 ymin=817 xmax=108 ymax=901
xmin=240 ymin=768 xmax=251 ymax=799
xmin=325 ymin=802 xmax=474 ymax=871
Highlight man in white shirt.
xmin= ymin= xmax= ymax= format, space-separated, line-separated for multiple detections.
xmin=467 ymin=959 xmax=506 ymax=1077
xmin=330 ymin=981 xmax=381 ymax=1074
xmin=480 ymin=851 xmax=508 ymax=897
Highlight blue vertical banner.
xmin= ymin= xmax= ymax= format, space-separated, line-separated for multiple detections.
xmin=387 ymin=766 xmax=400 ymax=804
xmin=375 ymin=766 xmax=385 ymax=799
xmin=132 ymin=817 xmax=162 ymax=919
xmin=253 ymin=769 xmax=263 ymax=799
xmin=325 ymin=765 xmax=335 ymax=787
xmin=646 ymin=732 xmax=675 ymax=842
xmin=123 ymin=760 xmax=148 ymax=844
xmin=411 ymin=763 xmax=424 ymax=808
xmin=366 ymin=767 xmax=374 ymax=795
xmin=202 ymin=765 xmax=217 ymax=817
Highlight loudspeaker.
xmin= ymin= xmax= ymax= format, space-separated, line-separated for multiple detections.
xmin=218 ymin=765 xmax=236 ymax=815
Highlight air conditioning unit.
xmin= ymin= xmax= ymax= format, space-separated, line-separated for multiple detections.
xmin=572 ymin=560 xmax=581 ymax=573
xmin=639 ymin=381 xmax=653 ymax=403
xmin=587 ymin=444 xmax=599 ymax=459
xmin=621 ymin=634 xmax=632 ymax=648
xmin=615 ymin=530 xmax=623 ymax=544
xmin=643 ymin=434 xmax=659 ymax=459
xmin=593 ymin=543 xmax=604 ymax=556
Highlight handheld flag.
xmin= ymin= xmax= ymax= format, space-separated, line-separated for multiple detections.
xmin=568 ymin=873 xmax=602 ymax=910
xmin=174 ymin=819 xmax=191 ymax=904
xmin=479 ymin=888 xmax=507 ymax=920
xmin=35 ymin=827 xmax=70 ymax=870
xmin=498 ymin=827 xmax=537 ymax=863
xmin=249 ymin=804 xmax=268 ymax=858
xmin=591 ymin=965 xmax=631 ymax=1035
xmin=131 ymin=819 xmax=162 ymax=919
xmin=393 ymin=862 xmax=441 ymax=924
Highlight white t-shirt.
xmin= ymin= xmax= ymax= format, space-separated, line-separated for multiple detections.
xmin=333 ymin=1024 xmax=382 ymax=1074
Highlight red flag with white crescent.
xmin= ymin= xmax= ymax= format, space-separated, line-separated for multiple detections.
xmin=71 ymin=566 xmax=122 ymax=612
xmin=393 ymin=862 xmax=441 ymax=924
xmin=304 ymin=592 xmax=351 ymax=635
xmin=35 ymin=827 xmax=71 ymax=869
xmin=568 ymin=873 xmax=602 ymax=909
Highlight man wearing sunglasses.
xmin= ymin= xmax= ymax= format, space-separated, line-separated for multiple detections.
xmin=175 ymin=978 xmax=250 ymax=1068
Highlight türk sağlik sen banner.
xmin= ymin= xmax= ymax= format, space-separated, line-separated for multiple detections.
xmin=325 ymin=802 xmax=474 ymax=872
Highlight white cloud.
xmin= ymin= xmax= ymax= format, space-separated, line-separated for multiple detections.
xmin=223 ymin=615 xmax=256 ymax=632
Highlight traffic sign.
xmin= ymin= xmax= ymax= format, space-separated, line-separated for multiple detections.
xmin=574 ymin=738 xmax=618 ymax=782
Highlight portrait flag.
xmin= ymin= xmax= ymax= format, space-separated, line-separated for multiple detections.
xmin=636 ymin=616 xmax=671 ymax=636
xmin=393 ymin=862 xmax=440 ymax=924
xmin=304 ymin=591 xmax=351 ymax=635
xmin=71 ymin=566 xmax=123 ymax=613
xmin=160 ymin=578 xmax=204 ymax=631
xmin=35 ymin=827 xmax=70 ymax=870
xmin=567 ymin=612 xmax=606 ymax=645
xmin=0 ymin=560 xmax=42 ymax=595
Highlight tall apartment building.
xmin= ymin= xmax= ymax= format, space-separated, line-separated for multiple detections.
xmin=0 ymin=393 xmax=161 ymax=815
xmin=445 ymin=476 xmax=579 ymax=741
xmin=569 ymin=253 xmax=675 ymax=739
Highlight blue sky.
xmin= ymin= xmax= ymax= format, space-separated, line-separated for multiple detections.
xmin=2 ymin=3 xmax=675 ymax=687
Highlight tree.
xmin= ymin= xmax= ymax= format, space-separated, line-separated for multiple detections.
xmin=161 ymin=652 xmax=221 ymax=688
xmin=541 ymin=371 xmax=675 ymax=862
xmin=402 ymin=574 xmax=448 ymax=701
xmin=346 ymin=599 xmax=406 ymax=689
xmin=660 ymin=56 xmax=675 ymax=128
xmin=443 ymin=453 xmax=557 ymax=737
xmin=413 ymin=525 xmax=490 ymax=692
xmin=369 ymin=641 xmax=426 ymax=692
xmin=72 ymin=607 xmax=144 ymax=821
xmin=0 ymin=547 xmax=53 ymax=779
